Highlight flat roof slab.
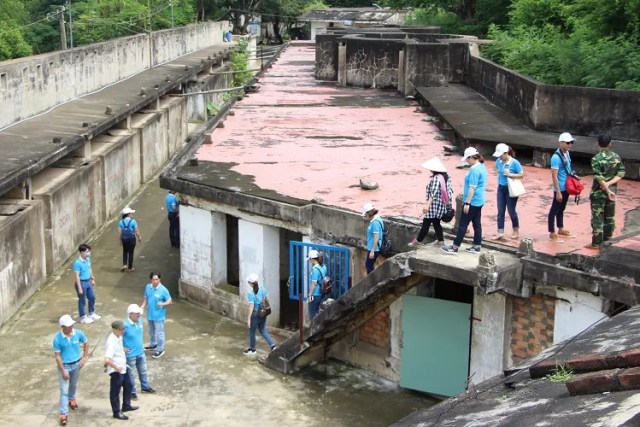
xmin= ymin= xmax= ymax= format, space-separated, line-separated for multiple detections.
xmin=189 ymin=44 xmax=640 ymax=258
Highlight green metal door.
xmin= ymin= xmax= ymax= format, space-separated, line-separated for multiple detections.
xmin=400 ymin=294 xmax=471 ymax=397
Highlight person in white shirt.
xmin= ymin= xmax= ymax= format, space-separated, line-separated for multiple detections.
xmin=104 ymin=320 xmax=139 ymax=420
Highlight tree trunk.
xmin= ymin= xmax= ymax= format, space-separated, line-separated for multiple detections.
xmin=273 ymin=16 xmax=283 ymax=44
xmin=460 ymin=0 xmax=475 ymax=21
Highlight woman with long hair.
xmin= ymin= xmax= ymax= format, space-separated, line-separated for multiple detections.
xmin=409 ymin=157 xmax=453 ymax=247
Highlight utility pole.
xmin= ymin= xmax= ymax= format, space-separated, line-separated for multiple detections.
xmin=58 ymin=7 xmax=67 ymax=50
xmin=170 ymin=0 xmax=174 ymax=28
xmin=67 ymin=0 xmax=74 ymax=49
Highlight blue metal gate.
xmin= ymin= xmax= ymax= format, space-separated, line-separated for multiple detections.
xmin=288 ymin=242 xmax=351 ymax=300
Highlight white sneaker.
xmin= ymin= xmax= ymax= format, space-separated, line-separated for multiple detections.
xmin=80 ymin=316 xmax=94 ymax=324
xmin=89 ymin=313 xmax=101 ymax=321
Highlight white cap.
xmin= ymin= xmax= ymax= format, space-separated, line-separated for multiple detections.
xmin=308 ymin=249 xmax=319 ymax=260
xmin=492 ymin=143 xmax=509 ymax=157
xmin=247 ymin=273 xmax=259 ymax=284
xmin=127 ymin=304 xmax=143 ymax=314
xmin=462 ymin=147 xmax=480 ymax=161
xmin=421 ymin=157 xmax=447 ymax=173
xmin=121 ymin=206 xmax=135 ymax=215
xmin=362 ymin=202 xmax=375 ymax=216
xmin=59 ymin=314 xmax=75 ymax=327
xmin=559 ymin=132 xmax=575 ymax=142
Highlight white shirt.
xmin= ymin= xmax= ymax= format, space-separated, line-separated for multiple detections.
xmin=104 ymin=332 xmax=126 ymax=374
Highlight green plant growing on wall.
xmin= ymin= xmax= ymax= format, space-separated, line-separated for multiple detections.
xmin=206 ymin=101 xmax=219 ymax=117
xmin=230 ymin=39 xmax=251 ymax=91
xmin=545 ymin=364 xmax=574 ymax=382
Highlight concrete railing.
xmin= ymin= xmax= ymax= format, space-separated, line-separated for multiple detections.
xmin=0 ymin=21 xmax=230 ymax=130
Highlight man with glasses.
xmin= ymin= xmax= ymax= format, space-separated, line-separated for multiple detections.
xmin=548 ymin=132 xmax=575 ymax=242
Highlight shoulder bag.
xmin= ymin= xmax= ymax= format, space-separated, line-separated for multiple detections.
xmin=437 ymin=175 xmax=455 ymax=223
xmin=505 ymin=162 xmax=526 ymax=198
xmin=258 ymin=297 xmax=271 ymax=319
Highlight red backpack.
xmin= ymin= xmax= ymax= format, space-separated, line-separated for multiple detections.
xmin=554 ymin=151 xmax=584 ymax=202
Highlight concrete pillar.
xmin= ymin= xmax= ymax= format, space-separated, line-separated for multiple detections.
xmin=74 ymin=140 xmax=92 ymax=159
xmin=238 ymin=220 xmax=280 ymax=326
xmin=180 ymin=206 xmax=227 ymax=290
xmin=338 ymin=44 xmax=347 ymax=86
xmin=469 ymin=288 xmax=508 ymax=384
xmin=398 ymin=49 xmax=405 ymax=95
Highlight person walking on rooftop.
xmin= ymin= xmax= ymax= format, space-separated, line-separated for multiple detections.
xmin=492 ymin=143 xmax=524 ymax=241
xmin=442 ymin=147 xmax=488 ymax=255
xmin=165 ymin=191 xmax=180 ymax=248
xmin=73 ymin=243 xmax=101 ymax=324
xmin=141 ymin=272 xmax=172 ymax=359
xmin=118 ymin=207 xmax=142 ymax=272
xmin=586 ymin=134 xmax=625 ymax=250
xmin=307 ymin=249 xmax=327 ymax=319
xmin=243 ymin=274 xmax=276 ymax=356
xmin=123 ymin=304 xmax=156 ymax=400
xmin=104 ymin=320 xmax=139 ymax=420
xmin=362 ymin=203 xmax=383 ymax=274
xmin=408 ymin=157 xmax=453 ymax=248
xmin=548 ymin=132 xmax=576 ymax=242
xmin=53 ymin=314 xmax=89 ymax=426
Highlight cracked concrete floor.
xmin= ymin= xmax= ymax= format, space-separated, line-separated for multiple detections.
xmin=0 ymin=177 xmax=435 ymax=427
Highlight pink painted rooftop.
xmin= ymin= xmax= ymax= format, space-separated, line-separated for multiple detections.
xmin=195 ymin=43 xmax=640 ymax=257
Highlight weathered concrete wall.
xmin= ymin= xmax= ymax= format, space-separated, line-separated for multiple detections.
xmin=316 ymin=34 xmax=340 ymax=80
xmin=132 ymin=111 xmax=169 ymax=183
xmin=465 ymin=53 xmax=538 ymax=128
xmin=404 ymin=43 xmax=450 ymax=94
xmin=93 ymin=132 xmax=142 ymax=218
xmin=344 ymin=37 xmax=401 ymax=88
xmin=552 ymin=288 xmax=606 ymax=344
xmin=31 ymin=160 xmax=105 ymax=274
xmin=0 ymin=22 xmax=230 ymax=130
xmin=534 ymin=85 xmax=640 ymax=140
xmin=0 ymin=201 xmax=47 ymax=325
xmin=185 ymin=67 xmax=234 ymax=123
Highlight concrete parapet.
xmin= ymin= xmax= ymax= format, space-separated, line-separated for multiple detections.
xmin=0 ymin=22 xmax=230 ymax=131
xmin=0 ymin=200 xmax=47 ymax=325
xmin=31 ymin=159 xmax=105 ymax=275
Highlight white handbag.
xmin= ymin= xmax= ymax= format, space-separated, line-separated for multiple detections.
xmin=507 ymin=177 xmax=526 ymax=198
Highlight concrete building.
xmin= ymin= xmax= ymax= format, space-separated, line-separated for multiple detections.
xmin=162 ymin=42 xmax=640 ymax=398
xmin=299 ymin=8 xmax=410 ymax=40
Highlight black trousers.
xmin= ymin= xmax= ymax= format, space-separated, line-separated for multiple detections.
xmin=417 ymin=217 xmax=444 ymax=242
xmin=122 ymin=238 xmax=136 ymax=269
xmin=110 ymin=371 xmax=133 ymax=415
xmin=168 ymin=212 xmax=180 ymax=247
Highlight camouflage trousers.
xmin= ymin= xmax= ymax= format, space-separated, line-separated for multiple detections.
xmin=590 ymin=192 xmax=616 ymax=246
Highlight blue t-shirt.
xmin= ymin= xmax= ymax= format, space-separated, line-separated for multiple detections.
xmin=367 ymin=217 xmax=383 ymax=251
xmin=464 ymin=163 xmax=487 ymax=207
xmin=53 ymin=329 xmax=87 ymax=363
xmin=551 ymin=149 xmax=571 ymax=192
xmin=123 ymin=318 xmax=144 ymax=358
xmin=144 ymin=284 xmax=172 ymax=321
xmin=119 ymin=218 xmax=138 ymax=234
xmin=310 ymin=264 xmax=327 ymax=297
xmin=165 ymin=193 xmax=179 ymax=213
xmin=496 ymin=158 xmax=523 ymax=186
xmin=247 ymin=287 xmax=268 ymax=313
xmin=73 ymin=256 xmax=92 ymax=281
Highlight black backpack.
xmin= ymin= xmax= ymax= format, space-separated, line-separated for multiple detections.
xmin=121 ymin=219 xmax=134 ymax=240
xmin=375 ymin=218 xmax=392 ymax=257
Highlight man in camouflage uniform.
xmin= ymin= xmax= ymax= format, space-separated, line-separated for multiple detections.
xmin=587 ymin=135 xmax=625 ymax=250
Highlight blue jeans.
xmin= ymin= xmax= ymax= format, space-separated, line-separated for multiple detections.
xmin=109 ymin=371 xmax=133 ymax=415
xmin=496 ymin=184 xmax=519 ymax=232
xmin=308 ymin=296 xmax=323 ymax=320
xmin=126 ymin=354 xmax=151 ymax=394
xmin=148 ymin=320 xmax=165 ymax=352
xmin=249 ymin=313 xmax=274 ymax=350
xmin=57 ymin=361 xmax=81 ymax=415
xmin=76 ymin=280 xmax=95 ymax=318
xmin=453 ymin=205 xmax=483 ymax=247
xmin=365 ymin=251 xmax=380 ymax=274
xmin=548 ymin=191 xmax=569 ymax=233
